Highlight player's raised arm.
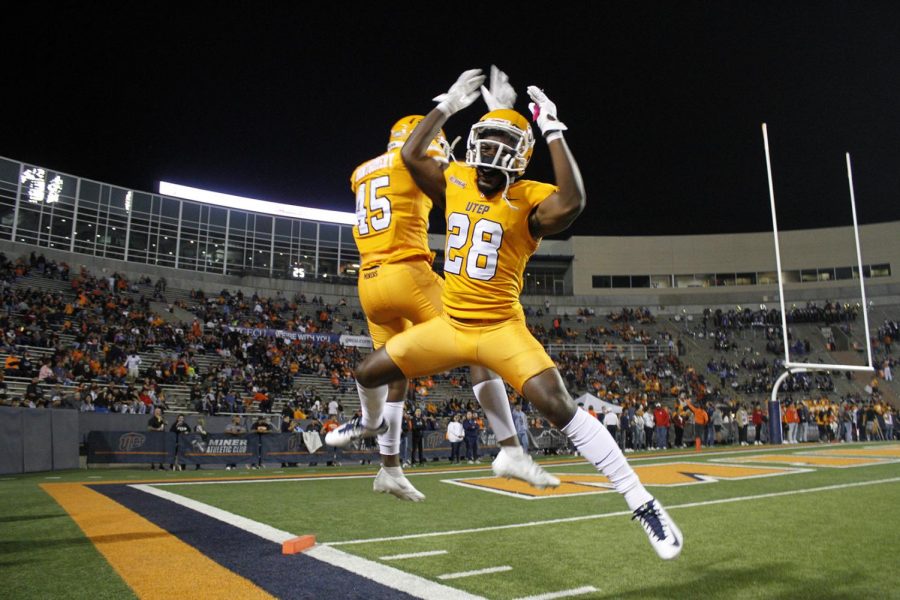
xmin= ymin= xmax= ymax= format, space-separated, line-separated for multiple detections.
xmin=401 ymin=68 xmax=485 ymax=206
xmin=525 ymin=86 xmax=587 ymax=239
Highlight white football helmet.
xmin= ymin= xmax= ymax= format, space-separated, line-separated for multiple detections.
xmin=465 ymin=109 xmax=535 ymax=176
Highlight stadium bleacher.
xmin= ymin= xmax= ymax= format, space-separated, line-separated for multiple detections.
xmin=0 ymin=245 xmax=896 ymax=453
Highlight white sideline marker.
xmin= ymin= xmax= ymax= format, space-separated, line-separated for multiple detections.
xmin=438 ymin=566 xmax=513 ymax=580
xmin=307 ymin=545 xmax=486 ymax=600
xmin=513 ymin=586 xmax=600 ymax=600
xmin=380 ymin=550 xmax=448 ymax=561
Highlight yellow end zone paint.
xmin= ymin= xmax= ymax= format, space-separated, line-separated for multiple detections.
xmin=807 ymin=444 xmax=900 ymax=458
xmin=461 ymin=474 xmax=615 ymax=498
xmin=453 ymin=462 xmax=798 ymax=498
xmin=41 ymin=483 xmax=274 ymax=600
xmin=725 ymin=454 xmax=888 ymax=468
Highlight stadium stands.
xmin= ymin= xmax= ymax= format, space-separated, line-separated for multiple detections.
xmin=0 ymin=239 xmax=896 ymax=457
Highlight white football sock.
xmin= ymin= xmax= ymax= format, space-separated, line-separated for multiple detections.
xmin=562 ymin=408 xmax=652 ymax=511
xmin=383 ymin=465 xmax=404 ymax=478
xmin=358 ymin=382 xmax=388 ymax=430
xmin=473 ymin=378 xmax=517 ymax=441
xmin=378 ymin=401 xmax=403 ymax=456
xmin=500 ymin=445 xmax=524 ymax=457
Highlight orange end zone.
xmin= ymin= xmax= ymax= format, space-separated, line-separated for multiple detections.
xmin=282 ymin=535 xmax=316 ymax=554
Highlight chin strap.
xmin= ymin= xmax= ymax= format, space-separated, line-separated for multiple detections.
xmin=448 ymin=136 xmax=462 ymax=161
xmin=500 ymin=172 xmax=518 ymax=210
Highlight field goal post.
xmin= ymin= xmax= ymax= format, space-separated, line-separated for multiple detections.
xmin=761 ymin=123 xmax=874 ymax=444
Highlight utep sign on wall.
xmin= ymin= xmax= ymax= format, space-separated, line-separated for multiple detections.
xmin=87 ymin=432 xmax=262 ymax=465
xmin=87 ymin=431 xmax=176 ymax=464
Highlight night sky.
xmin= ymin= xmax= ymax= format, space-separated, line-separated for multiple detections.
xmin=2 ymin=2 xmax=899 ymax=238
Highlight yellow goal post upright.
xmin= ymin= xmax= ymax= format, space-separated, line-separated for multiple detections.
xmin=761 ymin=123 xmax=874 ymax=444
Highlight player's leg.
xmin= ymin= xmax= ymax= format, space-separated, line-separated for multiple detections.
xmin=370 ymin=377 xmax=425 ymax=501
xmin=331 ymin=316 xmax=466 ymax=446
xmin=363 ymin=314 xmax=426 ymax=499
xmin=522 ymin=368 xmax=682 ymax=559
xmin=350 ymin=262 xmax=446 ymax=499
xmin=480 ymin=316 xmax=683 ymax=560
xmin=328 ymin=269 xmax=404 ymax=465
xmin=470 ymin=365 xmax=560 ymax=489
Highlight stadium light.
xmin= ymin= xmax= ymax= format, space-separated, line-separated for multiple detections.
xmin=158 ymin=181 xmax=356 ymax=225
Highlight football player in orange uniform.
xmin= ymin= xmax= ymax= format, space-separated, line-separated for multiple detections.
xmin=331 ymin=68 xmax=683 ymax=559
xmin=331 ymin=77 xmax=560 ymax=501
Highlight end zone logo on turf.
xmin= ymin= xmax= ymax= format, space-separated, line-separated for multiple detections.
xmin=444 ymin=462 xmax=806 ymax=499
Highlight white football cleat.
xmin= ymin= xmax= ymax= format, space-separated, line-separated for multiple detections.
xmin=492 ymin=449 xmax=561 ymax=489
xmin=373 ymin=468 xmax=425 ymax=502
xmin=632 ymin=498 xmax=683 ymax=560
xmin=324 ymin=416 xmax=388 ymax=448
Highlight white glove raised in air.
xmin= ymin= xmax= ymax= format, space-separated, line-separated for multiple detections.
xmin=481 ymin=64 xmax=517 ymax=111
xmin=433 ymin=68 xmax=486 ymax=117
xmin=527 ymin=85 xmax=568 ymax=142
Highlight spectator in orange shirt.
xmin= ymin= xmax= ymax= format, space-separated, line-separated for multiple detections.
xmin=784 ymin=400 xmax=800 ymax=444
xmin=322 ymin=416 xmax=340 ymax=436
xmin=684 ymin=396 xmax=709 ymax=446
xmin=4 ymin=355 xmax=21 ymax=374
xmin=253 ymin=387 xmax=272 ymax=413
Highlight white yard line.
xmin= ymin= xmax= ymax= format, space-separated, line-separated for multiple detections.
xmin=380 ymin=550 xmax=448 ymax=561
xmin=305 ymin=544 xmax=487 ymax=600
xmin=438 ymin=566 xmax=513 ymax=580
xmin=131 ymin=483 xmax=296 ymax=543
xmin=129 ymin=483 xmax=486 ymax=600
xmin=512 ymin=586 xmax=600 ymax=600
xmin=328 ymin=476 xmax=900 ymax=546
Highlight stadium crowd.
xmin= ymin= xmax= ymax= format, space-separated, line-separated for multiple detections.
xmin=0 ymin=251 xmax=896 ymax=455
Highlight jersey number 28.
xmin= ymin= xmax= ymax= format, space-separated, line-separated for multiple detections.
xmin=444 ymin=212 xmax=503 ymax=281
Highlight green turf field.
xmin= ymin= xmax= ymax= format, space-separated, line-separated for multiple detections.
xmin=4 ymin=443 xmax=900 ymax=599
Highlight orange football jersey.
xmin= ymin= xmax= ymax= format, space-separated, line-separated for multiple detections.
xmin=350 ymin=149 xmax=433 ymax=268
xmin=440 ymin=162 xmax=557 ymax=320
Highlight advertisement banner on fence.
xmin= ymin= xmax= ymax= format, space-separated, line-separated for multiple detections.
xmin=178 ymin=433 xmax=260 ymax=465
xmin=223 ymin=326 xmax=373 ymax=348
xmin=338 ymin=334 xmax=374 ymax=348
xmin=223 ymin=326 xmax=340 ymax=345
xmin=259 ymin=432 xmax=342 ymax=465
xmin=87 ymin=431 xmax=173 ymax=464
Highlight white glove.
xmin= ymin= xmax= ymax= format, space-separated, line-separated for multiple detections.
xmin=481 ymin=64 xmax=517 ymax=111
xmin=527 ymin=85 xmax=568 ymax=141
xmin=433 ymin=68 xmax=486 ymax=117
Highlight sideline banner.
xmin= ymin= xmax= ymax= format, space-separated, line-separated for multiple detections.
xmin=336 ymin=431 xmax=500 ymax=465
xmin=223 ymin=326 xmax=338 ymax=344
xmin=222 ymin=326 xmax=372 ymax=348
xmin=258 ymin=432 xmax=337 ymax=465
xmin=87 ymin=431 xmax=173 ymax=464
xmin=338 ymin=334 xmax=373 ymax=348
xmin=86 ymin=430 xmax=507 ymax=466
xmin=178 ymin=433 xmax=260 ymax=465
